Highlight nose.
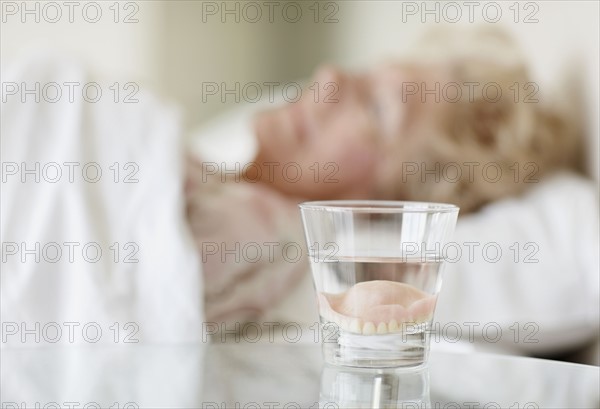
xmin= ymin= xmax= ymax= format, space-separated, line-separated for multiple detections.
xmin=313 ymin=64 xmax=344 ymax=86
xmin=310 ymin=65 xmax=346 ymax=118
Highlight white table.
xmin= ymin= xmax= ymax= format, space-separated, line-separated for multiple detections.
xmin=2 ymin=343 xmax=598 ymax=408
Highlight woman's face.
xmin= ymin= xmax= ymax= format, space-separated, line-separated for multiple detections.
xmin=253 ymin=63 xmax=424 ymax=200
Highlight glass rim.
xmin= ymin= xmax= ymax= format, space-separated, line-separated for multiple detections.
xmin=298 ymin=200 xmax=459 ymax=214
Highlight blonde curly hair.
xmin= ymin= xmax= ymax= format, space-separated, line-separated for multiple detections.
xmin=390 ymin=27 xmax=582 ymax=213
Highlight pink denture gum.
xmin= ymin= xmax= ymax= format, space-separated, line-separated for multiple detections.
xmin=318 ymin=280 xmax=437 ymax=335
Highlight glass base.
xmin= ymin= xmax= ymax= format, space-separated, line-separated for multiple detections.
xmin=321 ymin=322 xmax=430 ymax=368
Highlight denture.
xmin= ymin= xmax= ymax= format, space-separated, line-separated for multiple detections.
xmin=318 ymin=280 xmax=437 ymax=335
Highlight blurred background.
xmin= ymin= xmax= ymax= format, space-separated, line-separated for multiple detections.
xmin=3 ymin=1 xmax=598 ymax=179
xmin=2 ymin=1 xmax=600 ymax=406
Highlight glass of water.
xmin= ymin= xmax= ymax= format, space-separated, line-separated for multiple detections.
xmin=299 ymin=201 xmax=459 ymax=368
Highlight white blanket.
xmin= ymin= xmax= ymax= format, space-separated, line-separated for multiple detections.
xmin=1 ymin=53 xmax=203 ymax=346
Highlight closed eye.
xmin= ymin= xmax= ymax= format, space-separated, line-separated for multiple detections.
xmin=371 ymin=101 xmax=382 ymax=120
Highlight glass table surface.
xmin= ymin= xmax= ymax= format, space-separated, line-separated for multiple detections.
xmin=2 ymin=343 xmax=598 ymax=408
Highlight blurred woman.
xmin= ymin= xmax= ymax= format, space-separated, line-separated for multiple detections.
xmin=248 ymin=28 xmax=581 ymax=211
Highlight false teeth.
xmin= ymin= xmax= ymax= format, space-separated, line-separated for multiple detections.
xmin=318 ymin=281 xmax=437 ymax=335
xmin=349 ymin=319 xmax=362 ymax=334
xmin=388 ymin=319 xmax=399 ymax=333
xmin=363 ymin=322 xmax=376 ymax=335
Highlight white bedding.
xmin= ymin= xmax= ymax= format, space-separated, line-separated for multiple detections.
xmin=1 ymin=53 xmax=204 ymax=346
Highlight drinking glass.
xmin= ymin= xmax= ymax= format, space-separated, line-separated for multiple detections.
xmin=299 ymin=201 xmax=459 ymax=368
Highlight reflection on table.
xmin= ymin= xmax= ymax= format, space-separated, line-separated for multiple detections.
xmin=2 ymin=343 xmax=598 ymax=408
xmin=320 ymin=365 xmax=430 ymax=408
